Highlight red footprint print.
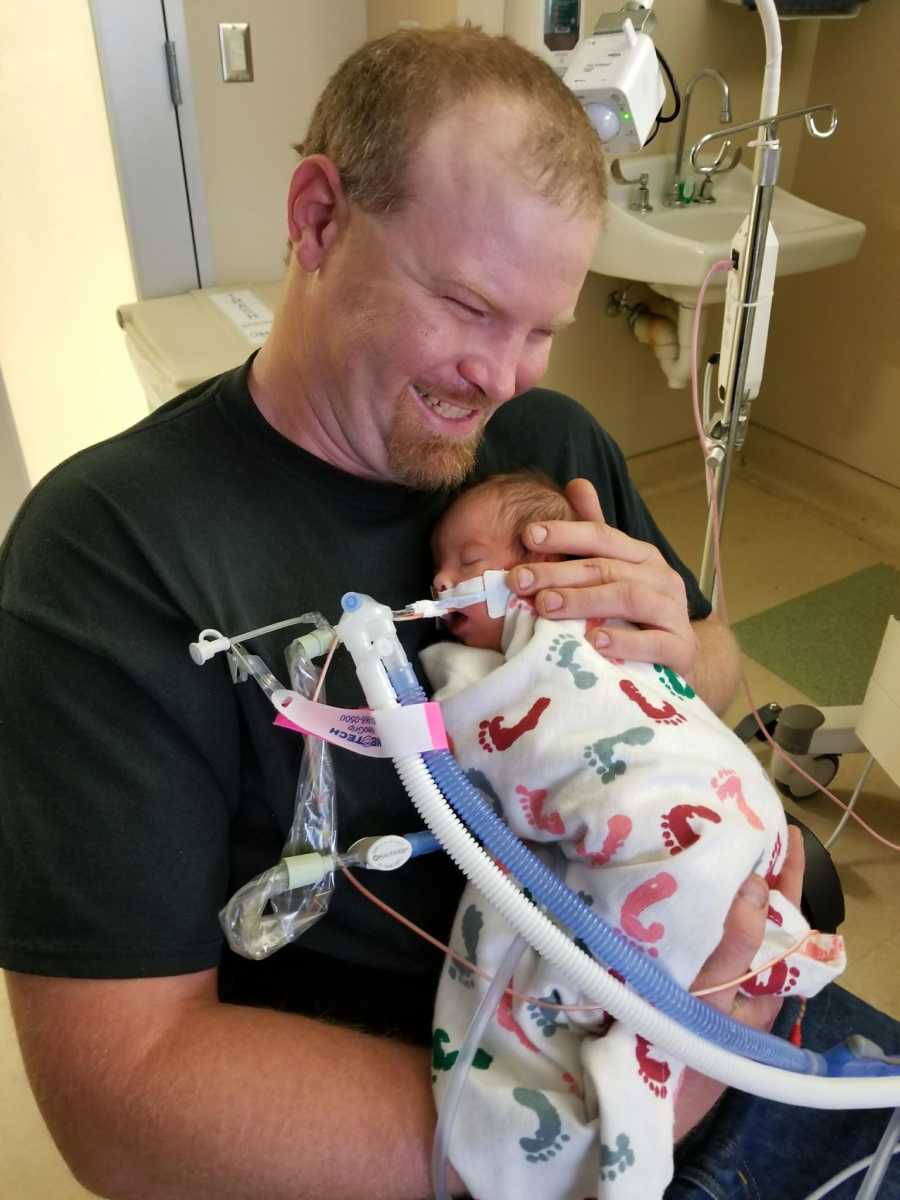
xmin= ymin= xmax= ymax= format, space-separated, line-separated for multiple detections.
xmin=660 ymin=803 xmax=722 ymax=854
xmin=576 ymin=813 xmax=633 ymax=866
xmin=765 ymin=833 xmax=785 ymax=925
xmin=516 ymin=785 xmax=565 ymax=836
xmin=619 ymin=679 xmax=685 ymax=726
xmin=478 ymin=697 xmax=551 ymax=753
xmin=711 ymin=768 xmax=765 ymax=831
xmin=496 ymin=990 xmax=540 ymax=1053
xmin=620 ymin=872 xmax=678 ymax=957
xmin=764 ymin=833 xmax=784 ymax=886
xmin=635 ymin=1035 xmax=671 ymax=1098
xmin=801 ymin=935 xmax=845 ymax=965
xmin=743 ymin=960 xmax=799 ymax=997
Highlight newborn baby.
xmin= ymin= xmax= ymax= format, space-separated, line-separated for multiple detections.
xmin=421 ymin=470 xmax=845 ymax=1200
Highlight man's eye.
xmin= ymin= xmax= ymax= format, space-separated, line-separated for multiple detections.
xmin=446 ymin=297 xmax=487 ymax=319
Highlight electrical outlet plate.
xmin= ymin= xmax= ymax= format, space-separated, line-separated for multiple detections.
xmin=219 ymin=23 xmax=253 ymax=83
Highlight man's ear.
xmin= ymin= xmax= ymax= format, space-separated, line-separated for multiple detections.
xmin=287 ymin=155 xmax=346 ymax=273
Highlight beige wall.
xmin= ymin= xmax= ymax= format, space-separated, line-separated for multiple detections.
xmin=752 ymin=7 xmax=900 ymax=492
xmin=0 ymin=1 xmax=145 ymax=487
xmin=366 ymin=0 xmax=822 ymax=456
xmin=182 ymin=1 xmax=367 ymax=286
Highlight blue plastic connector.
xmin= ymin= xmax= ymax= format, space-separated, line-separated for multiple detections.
xmin=822 ymin=1036 xmax=900 ymax=1078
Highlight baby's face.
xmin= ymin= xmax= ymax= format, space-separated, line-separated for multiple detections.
xmin=431 ymin=490 xmax=519 ymax=650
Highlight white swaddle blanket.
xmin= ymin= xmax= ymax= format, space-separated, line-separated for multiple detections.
xmin=422 ymin=603 xmax=845 ymax=1200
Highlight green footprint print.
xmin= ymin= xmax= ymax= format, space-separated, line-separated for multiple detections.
xmin=654 ymin=663 xmax=696 ymax=700
xmin=431 ymin=1028 xmax=492 ymax=1082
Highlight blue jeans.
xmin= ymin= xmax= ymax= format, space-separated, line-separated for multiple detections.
xmin=667 ymin=986 xmax=900 ymax=1200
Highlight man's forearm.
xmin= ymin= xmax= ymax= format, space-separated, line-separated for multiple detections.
xmin=690 ymin=612 xmax=741 ymax=715
xmin=133 ymin=1004 xmax=444 ymax=1200
xmin=13 ymin=976 xmax=445 ymax=1200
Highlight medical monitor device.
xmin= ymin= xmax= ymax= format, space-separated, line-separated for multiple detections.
xmin=563 ymin=1 xmax=666 ymax=155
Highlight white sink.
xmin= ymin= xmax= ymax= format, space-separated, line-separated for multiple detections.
xmin=593 ymin=152 xmax=866 ymax=305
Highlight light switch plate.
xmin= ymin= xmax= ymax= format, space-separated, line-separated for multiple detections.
xmin=219 ymin=22 xmax=253 ymax=83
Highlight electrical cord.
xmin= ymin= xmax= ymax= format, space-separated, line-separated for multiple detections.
xmin=656 ymin=47 xmax=681 ymax=122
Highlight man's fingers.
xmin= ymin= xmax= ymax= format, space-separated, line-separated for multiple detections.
xmin=520 ymin=518 xmax=662 ymax=567
xmin=692 ymin=875 xmax=769 ymax=1015
xmin=510 ymin=557 xmax=683 ymax=606
xmin=774 ymin=826 xmax=805 ymax=909
xmin=564 ymin=477 xmax=605 ymax=523
xmin=586 ymin=625 xmax=698 ymax=679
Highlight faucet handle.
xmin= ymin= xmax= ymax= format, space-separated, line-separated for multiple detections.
xmin=611 ymin=158 xmax=645 ymax=186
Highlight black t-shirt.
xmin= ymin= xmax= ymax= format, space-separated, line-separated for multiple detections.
xmin=0 ymin=358 xmax=709 ymax=1043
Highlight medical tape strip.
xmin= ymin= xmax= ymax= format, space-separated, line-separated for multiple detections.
xmin=271 ymin=688 xmax=448 ymax=758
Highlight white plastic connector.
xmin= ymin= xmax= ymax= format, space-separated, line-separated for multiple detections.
xmin=282 ymin=851 xmax=335 ymax=889
xmin=189 ymin=628 xmax=231 ymax=665
xmin=293 ymin=628 xmax=337 ymax=661
xmin=337 ymin=593 xmax=407 ymax=710
xmin=346 ymin=834 xmax=413 ymax=872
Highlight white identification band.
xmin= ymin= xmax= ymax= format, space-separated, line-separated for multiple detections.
xmin=271 ymin=689 xmax=448 ymax=758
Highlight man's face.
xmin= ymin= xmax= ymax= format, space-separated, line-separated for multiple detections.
xmin=303 ymin=96 xmax=600 ymax=488
xmin=431 ymin=488 xmax=517 ymax=650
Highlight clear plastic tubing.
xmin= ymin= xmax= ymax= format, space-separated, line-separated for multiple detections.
xmin=431 ymin=934 xmax=528 ymax=1200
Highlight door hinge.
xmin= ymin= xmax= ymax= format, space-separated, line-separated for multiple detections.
xmin=165 ymin=40 xmax=182 ymax=107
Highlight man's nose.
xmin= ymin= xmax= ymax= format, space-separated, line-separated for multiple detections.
xmin=457 ymin=330 xmax=527 ymax=405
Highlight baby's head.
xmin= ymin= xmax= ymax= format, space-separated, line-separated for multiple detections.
xmin=431 ymin=471 xmax=574 ymax=650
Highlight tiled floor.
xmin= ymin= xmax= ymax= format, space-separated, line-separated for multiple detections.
xmin=1 ymin=474 xmax=898 ymax=1198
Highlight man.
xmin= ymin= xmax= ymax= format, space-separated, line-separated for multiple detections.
xmin=1 ymin=27 xmax=894 ymax=1200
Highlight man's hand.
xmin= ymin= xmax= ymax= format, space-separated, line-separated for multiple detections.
xmin=673 ymin=826 xmax=806 ymax=1140
xmin=508 ymin=478 xmax=699 ymax=681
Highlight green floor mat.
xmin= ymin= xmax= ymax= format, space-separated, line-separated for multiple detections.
xmin=733 ymin=564 xmax=900 ymax=706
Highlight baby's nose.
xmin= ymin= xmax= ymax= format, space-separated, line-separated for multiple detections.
xmin=432 ymin=568 xmax=454 ymax=595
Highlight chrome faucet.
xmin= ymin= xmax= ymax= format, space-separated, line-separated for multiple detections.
xmin=665 ymin=69 xmax=734 ymax=207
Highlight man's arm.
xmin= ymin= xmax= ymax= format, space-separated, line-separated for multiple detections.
xmin=6 ymin=969 xmax=444 ymax=1200
xmin=8 ymin=838 xmax=791 ymax=1200
xmin=690 ymin=611 xmax=741 ymax=715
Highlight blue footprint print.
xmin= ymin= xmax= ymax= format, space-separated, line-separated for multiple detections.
xmin=546 ymin=634 xmax=598 ymax=690
xmin=527 ymin=989 xmax=565 ymax=1038
xmin=584 ymin=726 xmax=654 ymax=783
xmin=600 ymin=1132 xmax=636 ymax=1181
xmin=448 ymin=904 xmax=482 ymax=988
xmin=513 ymin=1087 xmax=571 ymax=1162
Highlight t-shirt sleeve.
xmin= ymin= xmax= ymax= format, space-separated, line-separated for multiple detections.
xmin=0 ymin=460 xmax=238 ymax=978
